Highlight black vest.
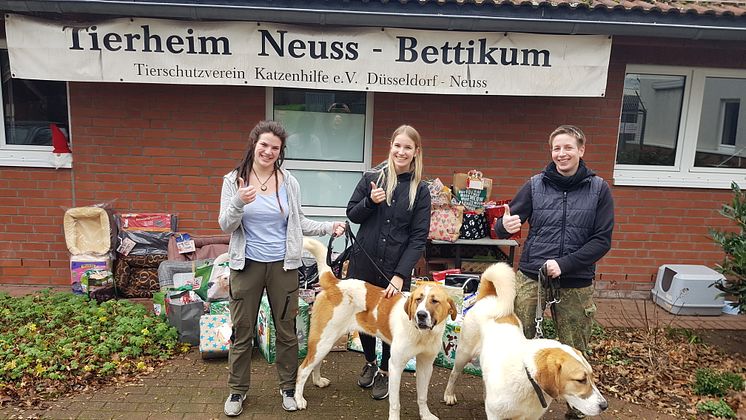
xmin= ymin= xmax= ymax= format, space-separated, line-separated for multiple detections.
xmin=519 ymin=174 xmax=604 ymax=280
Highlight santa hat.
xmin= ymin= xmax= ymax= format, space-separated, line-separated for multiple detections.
xmin=51 ymin=123 xmax=71 ymax=154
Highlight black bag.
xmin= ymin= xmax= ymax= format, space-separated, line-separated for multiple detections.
xmin=298 ymin=260 xmax=319 ymax=288
xmin=445 ymin=273 xmax=481 ymax=294
xmin=327 ymin=224 xmax=352 ymax=279
xmin=165 ymin=292 xmax=203 ymax=345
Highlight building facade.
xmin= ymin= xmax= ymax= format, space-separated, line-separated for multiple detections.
xmin=1 ymin=1 xmax=745 ymax=298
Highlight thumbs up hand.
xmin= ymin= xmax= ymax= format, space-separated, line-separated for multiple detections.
xmin=370 ymin=182 xmax=386 ymax=204
xmin=237 ymin=177 xmax=257 ymax=204
xmin=502 ymin=204 xmax=521 ymax=234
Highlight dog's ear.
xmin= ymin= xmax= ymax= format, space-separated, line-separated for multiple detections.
xmin=404 ymin=293 xmax=416 ymax=320
xmin=447 ymin=297 xmax=458 ymax=321
xmin=534 ymin=353 xmax=561 ymax=399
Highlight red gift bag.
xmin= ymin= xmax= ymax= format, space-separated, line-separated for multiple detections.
xmin=485 ymin=200 xmax=520 ymax=240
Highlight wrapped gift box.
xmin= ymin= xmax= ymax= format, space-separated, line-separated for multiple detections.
xmin=435 ymin=318 xmax=482 ymax=376
xmin=255 ymin=294 xmax=310 ymax=363
xmin=199 ymin=314 xmax=232 ymax=359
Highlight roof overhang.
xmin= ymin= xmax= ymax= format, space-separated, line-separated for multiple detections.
xmin=0 ymin=0 xmax=745 ymax=41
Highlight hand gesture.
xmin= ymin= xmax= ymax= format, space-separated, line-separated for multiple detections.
xmin=384 ymin=275 xmax=404 ymax=298
xmin=369 ymin=182 xmax=386 ymax=204
xmin=501 ymin=204 xmax=521 ymax=234
xmin=545 ymin=259 xmax=561 ymax=278
xmin=237 ymin=177 xmax=257 ymax=204
xmin=332 ymin=222 xmax=346 ymax=237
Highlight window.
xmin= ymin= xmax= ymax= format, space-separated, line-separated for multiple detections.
xmin=269 ymin=88 xmax=373 ymax=219
xmin=616 ymin=74 xmax=684 ymax=167
xmin=614 ymin=65 xmax=746 ymax=188
xmin=0 ymin=43 xmax=71 ymax=168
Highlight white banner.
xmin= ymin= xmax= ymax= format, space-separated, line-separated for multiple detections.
xmin=5 ymin=14 xmax=611 ymax=96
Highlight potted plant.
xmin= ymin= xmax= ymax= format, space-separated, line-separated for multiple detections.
xmin=710 ymin=182 xmax=746 ymax=314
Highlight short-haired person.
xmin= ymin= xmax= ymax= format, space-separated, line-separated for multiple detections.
xmin=494 ymin=125 xmax=614 ymax=418
xmin=346 ymin=125 xmax=431 ymax=400
xmin=219 ymin=120 xmax=345 ymax=416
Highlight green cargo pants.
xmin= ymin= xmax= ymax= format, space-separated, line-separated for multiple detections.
xmin=514 ymin=270 xmax=597 ymax=353
xmin=228 ymin=259 xmax=299 ymax=395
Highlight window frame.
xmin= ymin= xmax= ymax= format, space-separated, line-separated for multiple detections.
xmin=0 ymin=40 xmax=72 ymax=169
xmin=613 ymin=64 xmax=746 ymax=189
xmin=266 ymin=87 xmax=375 ymax=218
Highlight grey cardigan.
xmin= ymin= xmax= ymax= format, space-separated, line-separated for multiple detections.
xmin=218 ymin=168 xmax=334 ymax=271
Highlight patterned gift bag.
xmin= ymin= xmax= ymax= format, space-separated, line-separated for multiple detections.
xmin=459 ymin=212 xmax=488 ymax=240
xmin=428 ymin=204 xmax=464 ymax=242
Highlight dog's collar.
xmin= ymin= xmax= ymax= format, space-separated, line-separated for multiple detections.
xmin=524 ymin=366 xmax=548 ymax=409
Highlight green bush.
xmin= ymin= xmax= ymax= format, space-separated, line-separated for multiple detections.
xmin=697 ymin=399 xmax=737 ymax=418
xmin=693 ymin=368 xmax=745 ymax=397
xmin=0 ymin=290 xmax=179 ymax=401
xmin=710 ymin=181 xmax=746 ymax=314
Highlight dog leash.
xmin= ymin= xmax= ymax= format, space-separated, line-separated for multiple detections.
xmin=534 ymin=262 xmax=561 ymax=339
xmin=327 ymin=221 xmax=400 ymax=293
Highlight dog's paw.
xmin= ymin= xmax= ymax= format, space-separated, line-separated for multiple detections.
xmin=420 ymin=412 xmax=439 ymax=420
xmin=443 ymin=392 xmax=458 ymax=406
xmin=295 ymin=395 xmax=307 ymax=410
xmin=314 ymin=376 xmax=331 ymax=388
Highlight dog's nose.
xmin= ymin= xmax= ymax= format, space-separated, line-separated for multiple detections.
xmin=599 ymin=399 xmax=608 ymax=411
xmin=416 ymin=311 xmax=428 ymax=321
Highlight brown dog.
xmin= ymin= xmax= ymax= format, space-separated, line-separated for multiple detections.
xmin=295 ymin=238 xmax=456 ymax=420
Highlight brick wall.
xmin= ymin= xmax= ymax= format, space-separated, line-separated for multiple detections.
xmin=0 ymin=36 xmax=742 ymax=296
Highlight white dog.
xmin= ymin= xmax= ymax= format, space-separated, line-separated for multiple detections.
xmin=443 ymin=262 xmax=608 ymax=420
xmin=296 ymin=238 xmax=457 ymax=420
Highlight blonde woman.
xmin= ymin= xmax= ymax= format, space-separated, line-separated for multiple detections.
xmin=345 ymin=124 xmax=431 ymax=400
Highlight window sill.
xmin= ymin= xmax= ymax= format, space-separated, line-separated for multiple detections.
xmin=613 ymin=169 xmax=746 ymax=189
xmin=0 ymin=149 xmax=73 ymax=169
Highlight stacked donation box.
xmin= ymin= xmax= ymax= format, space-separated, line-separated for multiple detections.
xmin=153 ymin=232 xmax=232 ymax=358
xmin=157 ymin=235 xmax=313 ymax=361
xmin=63 ymin=205 xmax=116 ymax=301
xmin=114 ymin=213 xmax=176 ymax=298
xmin=426 ymin=170 xmax=518 ymax=275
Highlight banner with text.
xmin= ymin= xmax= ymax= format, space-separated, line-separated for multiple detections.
xmin=5 ymin=14 xmax=611 ymax=96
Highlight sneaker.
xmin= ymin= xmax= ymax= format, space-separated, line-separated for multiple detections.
xmin=565 ymin=403 xmax=586 ymax=419
xmin=357 ymin=361 xmax=377 ymax=388
xmin=371 ymin=372 xmax=389 ymax=400
xmin=224 ymin=393 xmax=245 ymax=417
xmin=281 ymin=389 xmax=298 ymax=412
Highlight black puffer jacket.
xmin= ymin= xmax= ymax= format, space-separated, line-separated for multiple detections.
xmin=346 ymin=169 xmax=431 ymax=291
xmin=495 ymin=161 xmax=614 ymax=288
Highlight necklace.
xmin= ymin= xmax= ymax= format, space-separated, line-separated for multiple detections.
xmin=252 ymin=167 xmax=274 ymax=191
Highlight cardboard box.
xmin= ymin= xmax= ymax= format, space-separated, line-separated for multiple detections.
xmin=255 ymin=294 xmax=310 ymax=363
